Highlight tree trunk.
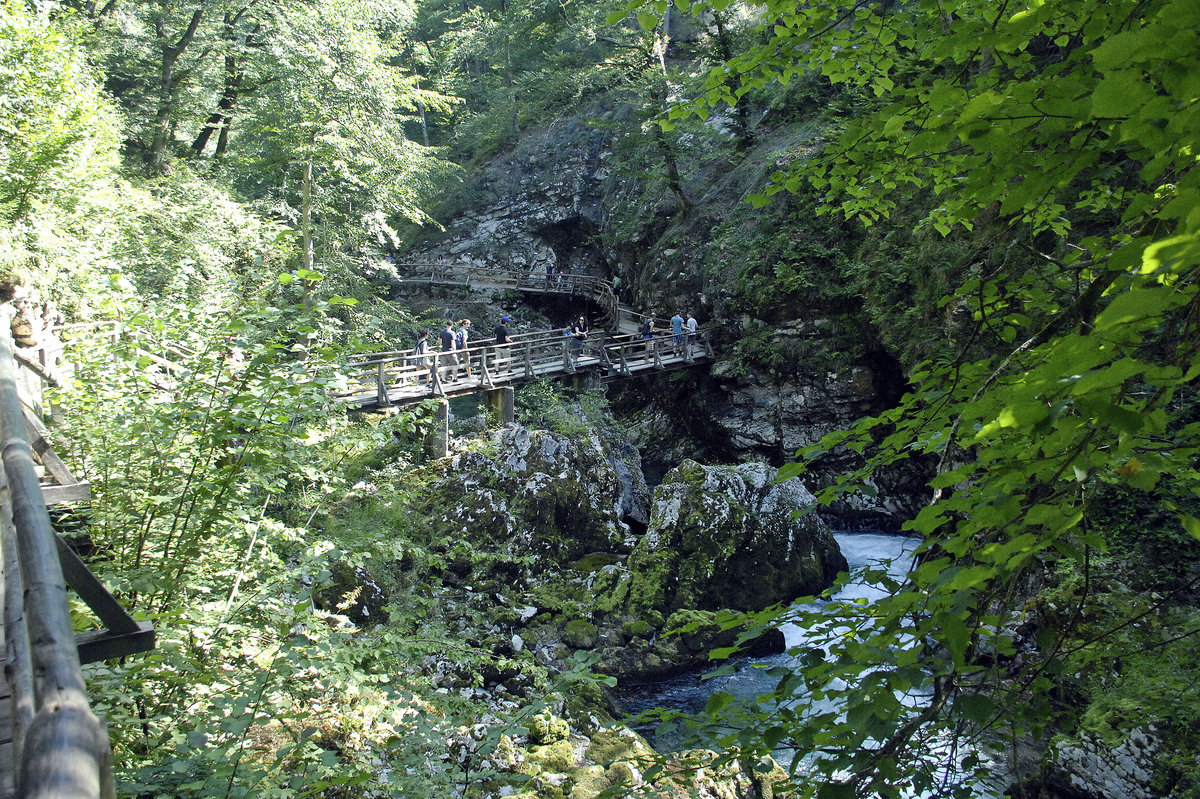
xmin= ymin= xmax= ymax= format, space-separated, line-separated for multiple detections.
xmin=149 ymin=5 xmax=206 ymax=174
xmin=192 ymin=54 xmax=241 ymax=157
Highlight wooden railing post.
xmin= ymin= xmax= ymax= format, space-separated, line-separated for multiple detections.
xmin=376 ymin=362 xmax=391 ymax=407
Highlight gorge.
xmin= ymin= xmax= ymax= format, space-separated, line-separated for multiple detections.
xmin=3 ymin=0 xmax=1199 ymax=796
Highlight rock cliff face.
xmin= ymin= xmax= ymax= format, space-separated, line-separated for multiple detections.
xmin=409 ymin=120 xmax=612 ymax=277
xmin=427 ymin=423 xmax=648 ymax=577
xmin=394 ymin=108 xmax=929 ymax=523
xmin=418 ymin=420 xmax=845 ymax=680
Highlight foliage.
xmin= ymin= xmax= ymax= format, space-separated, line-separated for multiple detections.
xmin=56 ymin=268 xmax=358 ymax=614
xmin=611 ymin=0 xmax=1200 ymax=794
xmin=0 ymin=0 xmax=120 ymax=221
xmin=515 ymin=381 xmax=613 ymax=437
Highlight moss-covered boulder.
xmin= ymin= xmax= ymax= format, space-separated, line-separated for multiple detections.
xmin=568 ymin=765 xmax=611 ymax=799
xmin=422 ymin=424 xmax=648 ymax=584
xmin=526 ymin=739 xmax=576 ymax=773
xmin=609 ymin=460 xmax=846 ymax=618
xmin=311 ymin=561 xmax=389 ymax=626
xmin=528 ymin=712 xmax=570 ymax=745
xmin=584 ymin=727 xmax=655 ymax=766
xmin=594 ymin=608 xmax=785 ymax=679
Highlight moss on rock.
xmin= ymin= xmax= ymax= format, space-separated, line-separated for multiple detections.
xmin=585 ymin=727 xmax=654 ymax=766
xmin=563 ymin=619 xmax=599 ymax=648
xmin=567 ymin=765 xmax=611 ymax=799
xmin=526 ymin=739 xmax=576 ymax=773
xmin=527 ymin=711 xmax=570 ymax=744
xmin=616 ymin=460 xmax=846 ymax=619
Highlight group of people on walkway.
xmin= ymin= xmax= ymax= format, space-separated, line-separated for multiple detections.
xmin=641 ymin=310 xmax=699 ymax=359
xmin=403 ymin=300 xmax=700 ymax=392
xmin=409 ymin=315 xmax=519 ymax=385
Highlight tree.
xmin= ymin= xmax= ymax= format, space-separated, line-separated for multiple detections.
xmin=227 ymin=0 xmax=454 ymax=270
xmin=0 ymin=0 xmax=120 ymax=219
xmin=620 ymin=0 xmax=1200 ymax=794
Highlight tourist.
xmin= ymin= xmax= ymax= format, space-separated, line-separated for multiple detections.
xmin=686 ymin=311 xmax=698 ymax=356
xmin=493 ymin=315 xmax=513 ymax=374
xmin=412 ymin=328 xmax=431 ymax=385
xmin=569 ymin=315 xmax=588 ymax=365
xmin=439 ymin=320 xmax=456 ymax=381
xmin=641 ymin=315 xmax=656 ymax=361
xmin=670 ymin=311 xmax=685 ymax=355
xmin=456 ymin=318 xmax=472 ymax=379
xmin=562 ymin=320 xmax=578 ymax=368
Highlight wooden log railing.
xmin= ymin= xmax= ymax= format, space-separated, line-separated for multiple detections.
xmin=397 ymin=263 xmax=624 ymax=332
xmin=0 ymin=323 xmax=155 ymax=799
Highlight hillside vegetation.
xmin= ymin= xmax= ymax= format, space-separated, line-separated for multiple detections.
xmin=3 ymin=0 xmax=1200 ymax=795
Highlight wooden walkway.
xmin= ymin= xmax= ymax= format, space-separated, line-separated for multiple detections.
xmin=331 ymin=262 xmax=708 ymax=410
xmin=396 ymin=262 xmax=643 ymax=334
xmin=333 ymin=328 xmax=709 ymax=410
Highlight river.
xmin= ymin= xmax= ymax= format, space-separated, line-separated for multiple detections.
xmin=614 ymin=530 xmax=920 ymax=727
xmin=612 ymin=529 xmax=1009 ymax=796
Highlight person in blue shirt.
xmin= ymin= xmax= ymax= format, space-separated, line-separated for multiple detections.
xmin=670 ymin=311 xmax=685 ymax=356
xmin=439 ymin=320 xmax=456 ymax=381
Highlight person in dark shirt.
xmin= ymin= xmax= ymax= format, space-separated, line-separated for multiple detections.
xmin=493 ymin=315 xmax=513 ymax=374
xmin=439 ymin=320 xmax=456 ymax=380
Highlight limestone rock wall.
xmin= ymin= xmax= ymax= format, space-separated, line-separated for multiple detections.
xmin=408 ymin=121 xmax=611 ymax=277
xmin=427 ymin=423 xmax=648 ymax=576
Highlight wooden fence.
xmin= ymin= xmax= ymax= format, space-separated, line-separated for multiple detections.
xmin=0 ymin=323 xmax=154 ymax=799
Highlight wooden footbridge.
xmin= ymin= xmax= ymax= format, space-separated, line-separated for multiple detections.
xmin=332 ymin=262 xmax=708 ymax=410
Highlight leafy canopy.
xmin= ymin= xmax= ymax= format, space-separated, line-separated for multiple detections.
xmin=616 ymin=0 xmax=1200 ymax=794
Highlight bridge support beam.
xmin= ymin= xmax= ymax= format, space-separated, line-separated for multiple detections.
xmin=485 ymin=386 xmax=514 ymax=426
xmin=425 ymin=399 xmax=450 ymax=459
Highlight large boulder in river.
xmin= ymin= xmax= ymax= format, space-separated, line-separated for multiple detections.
xmin=601 ymin=460 xmax=846 ymax=620
xmin=424 ymin=424 xmax=650 ymax=583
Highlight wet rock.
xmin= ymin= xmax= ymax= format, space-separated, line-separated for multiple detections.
xmin=1043 ymin=726 xmax=1162 ymax=799
xmin=425 ymin=423 xmax=646 ymax=584
xmin=602 ymin=460 xmax=846 ymax=618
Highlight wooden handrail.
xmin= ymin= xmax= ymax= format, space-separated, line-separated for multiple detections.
xmin=396 ymin=262 xmax=623 ymax=331
xmin=0 ymin=325 xmax=115 ymax=799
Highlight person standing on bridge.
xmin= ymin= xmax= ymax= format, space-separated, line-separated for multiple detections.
xmin=455 ymin=318 xmax=472 ymax=380
xmin=686 ymin=311 xmax=698 ymax=356
xmin=493 ymin=315 xmax=513 ymax=374
xmin=569 ymin=315 xmax=588 ymax=365
xmin=641 ymin=315 xmax=656 ymax=362
xmin=670 ymin=311 xmax=685 ymax=356
xmin=412 ymin=328 xmax=431 ymax=385
xmin=612 ymin=275 xmax=622 ymax=302
xmin=439 ymin=320 xmax=456 ymax=381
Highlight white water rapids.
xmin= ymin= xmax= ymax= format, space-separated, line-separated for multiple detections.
xmin=613 ymin=530 xmax=1007 ymax=796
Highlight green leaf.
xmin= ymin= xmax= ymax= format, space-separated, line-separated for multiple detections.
xmin=1181 ymin=514 xmax=1200 ymax=543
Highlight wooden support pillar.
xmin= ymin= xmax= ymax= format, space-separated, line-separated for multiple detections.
xmin=376 ymin=362 xmax=391 ymax=407
xmin=426 ymin=399 xmax=449 ymax=459
xmin=486 ymin=386 xmax=515 ymax=425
